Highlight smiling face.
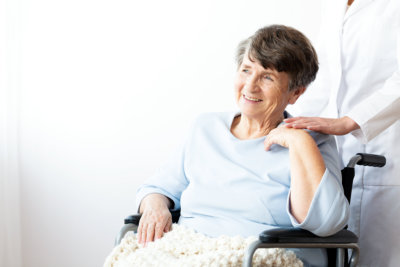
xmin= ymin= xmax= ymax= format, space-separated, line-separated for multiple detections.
xmin=234 ymin=53 xmax=303 ymax=122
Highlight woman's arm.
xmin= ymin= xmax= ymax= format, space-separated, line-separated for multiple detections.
xmin=265 ymin=126 xmax=349 ymax=236
xmin=264 ymin=127 xmax=325 ymax=223
xmin=135 ymin=118 xmax=196 ymax=244
xmin=135 ymin=143 xmax=189 ymax=244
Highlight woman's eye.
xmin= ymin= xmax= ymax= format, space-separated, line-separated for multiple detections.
xmin=264 ymin=75 xmax=273 ymax=81
xmin=242 ymin=69 xmax=249 ymax=73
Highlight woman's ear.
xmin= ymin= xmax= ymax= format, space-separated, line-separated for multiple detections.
xmin=288 ymin=87 xmax=306 ymax=105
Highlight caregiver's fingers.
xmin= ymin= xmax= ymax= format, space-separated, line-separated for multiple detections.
xmin=284 ymin=116 xmax=319 ymax=125
xmin=284 ymin=117 xmax=320 ymax=128
xmin=284 ymin=117 xmax=335 ymax=133
xmin=286 ymin=117 xmax=359 ymax=135
xmin=285 ymin=122 xmax=320 ymax=131
xmin=304 ymin=119 xmax=346 ymax=135
xmin=305 ymin=123 xmax=331 ymax=133
xmin=284 ymin=116 xmax=308 ymax=123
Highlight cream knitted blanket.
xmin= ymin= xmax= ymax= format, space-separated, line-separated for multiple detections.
xmin=104 ymin=224 xmax=303 ymax=267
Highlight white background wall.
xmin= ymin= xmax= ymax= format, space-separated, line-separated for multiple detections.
xmin=3 ymin=0 xmax=321 ymax=266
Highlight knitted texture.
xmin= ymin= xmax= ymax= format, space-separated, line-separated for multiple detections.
xmin=104 ymin=224 xmax=303 ymax=267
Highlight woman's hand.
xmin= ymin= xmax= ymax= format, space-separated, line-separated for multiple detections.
xmin=264 ymin=126 xmax=304 ymax=151
xmin=283 ymin=116 xmax=360 ymax=135
xmin=137 ymin=193 xmax=173 ymax=245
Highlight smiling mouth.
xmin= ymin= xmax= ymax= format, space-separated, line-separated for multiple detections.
xmin=243 ymin=94 xmax=262 ymax=102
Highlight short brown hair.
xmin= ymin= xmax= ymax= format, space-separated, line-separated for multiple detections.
xmin=236 ymin=25 xmax=318 ymax=91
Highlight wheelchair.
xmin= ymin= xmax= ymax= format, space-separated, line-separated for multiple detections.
xmin=115 ymin=153 xmax=386 ymax=267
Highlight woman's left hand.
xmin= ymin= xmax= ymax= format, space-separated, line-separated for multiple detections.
xmin=283 ymin=116 xmax=360 ymax=135
xmin=264 ymin=126 xmax=305 ymax=151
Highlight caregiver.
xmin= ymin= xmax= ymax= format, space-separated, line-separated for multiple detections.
xmin=285 ymin=0 xmax=400 ymax=266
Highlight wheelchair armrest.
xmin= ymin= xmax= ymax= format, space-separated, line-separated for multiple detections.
xmin=124 ymin=214 xmax=142 ymax=225
xmin=244 ymin=228 xmax=360 ymax=267
xmin=259 ymin=228 xmax=358 ymax=244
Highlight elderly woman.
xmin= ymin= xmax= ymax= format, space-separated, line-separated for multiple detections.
xmin=135 ymin=25 xmax=349 ymax=267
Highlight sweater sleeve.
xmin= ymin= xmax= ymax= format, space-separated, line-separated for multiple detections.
xmin=135 ymin=130 xmax=191 ymax=213
xmin=347 ymin=29 xmax=400 ymax=143
xmin=286 ymin=134 xmax=350 ymax=237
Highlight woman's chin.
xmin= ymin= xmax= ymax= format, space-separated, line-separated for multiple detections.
xmin=239 ymin=109 xmax=264 ymax=120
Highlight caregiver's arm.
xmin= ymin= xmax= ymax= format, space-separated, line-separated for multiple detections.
xmin=264 ymin=127 xmax=325 ymax=223
xmin=284 ymin=29 xmax=400 ymax=143
xmin=343 ymin=29 xmax=400 ymax=142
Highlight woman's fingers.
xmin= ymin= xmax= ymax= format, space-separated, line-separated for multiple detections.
xmin=153 ymin=215 xmax=172 ymax=240
xmin=145 ymin=223 xmax=155 ymax=244
xmin=155 ymin=222 xmax=165 ymax=240
xmin=264 ymin=126 xmax=310 ymax=151
xmin=138 ymin=221 xmax=147 ymax=244
xmin=264 ymin=130 xmax=276 ymax=151
xmin=136 ymin=194 xmax=174 ymax=245
xmin=137 ymin=209 xmax=172 ymax=245
xmin=164 ymin=219 xmax=172 ymax=233
xmin=264 ymin=131 xmax=279 ymax=150
xmin=137 ymin=222 xmax=142 ymax=243
xmin=264 ymin=127 xmax=291 ymax=150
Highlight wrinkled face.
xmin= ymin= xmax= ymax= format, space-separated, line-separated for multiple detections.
xmin=234 ymin=54 xmax=301 ymax=120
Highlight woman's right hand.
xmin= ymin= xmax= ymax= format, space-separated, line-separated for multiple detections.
xmin=137 ymin=193 xmax=173 ymax=245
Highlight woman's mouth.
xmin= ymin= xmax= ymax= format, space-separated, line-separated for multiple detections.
xmin=243 ymin=94 xmax=262 ymax=102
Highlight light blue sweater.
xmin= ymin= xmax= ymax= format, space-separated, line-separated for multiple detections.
xmin=136 ymin=111 xmax=349 ymax=267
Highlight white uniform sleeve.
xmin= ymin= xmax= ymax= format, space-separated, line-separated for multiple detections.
xmin=348 ymin=29 xmax=400 ymax=143
xmin=286 ymin=134 xmax=350 ymax=237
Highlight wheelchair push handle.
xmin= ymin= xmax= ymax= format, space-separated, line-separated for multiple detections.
xmin=347 ymin=153 xmax=386 ymax=168
xmin=356 ymin=153 xmax=386 ymax=167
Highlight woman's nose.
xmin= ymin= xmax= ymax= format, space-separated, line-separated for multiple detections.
xmin=245 ymin=76 xmax=259 ymax=92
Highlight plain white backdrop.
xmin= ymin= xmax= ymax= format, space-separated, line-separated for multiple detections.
xmin=1 ymin=0 xmax=321 ymax=266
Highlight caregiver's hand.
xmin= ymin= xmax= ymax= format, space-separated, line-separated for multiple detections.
xmin=283 ymin=116 xmax=359 ymax=135
xmin=138 ymin=193 xmax=172 ymax=245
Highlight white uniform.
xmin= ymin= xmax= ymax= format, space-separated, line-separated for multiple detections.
xmin=290 ymin=0 xmax=400 ymax=266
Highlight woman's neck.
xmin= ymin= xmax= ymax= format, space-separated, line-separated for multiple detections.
xmin=231 ymin=113 xmax=284 ymax=140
